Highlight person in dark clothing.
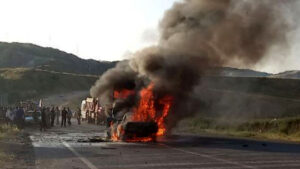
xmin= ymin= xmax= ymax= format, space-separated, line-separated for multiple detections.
xmin=67 ymin=107 xmax=72 ymax=126
xmin=76 ymin=107 xmax=81 ymax=125
xmin=40 ymin=107 xmax=47 ymax=131
xmin=55 ymin=107 xmax=60 ymax=125
xmin=16 ymin=107 xmax=25 ymax=129
xmin=46 ymin=107 xmax=51 ymax=128
xmin=61 ymin=107 xmax=67 ymax=127
xmin=50 ymin=107 xmax=55 ymax=127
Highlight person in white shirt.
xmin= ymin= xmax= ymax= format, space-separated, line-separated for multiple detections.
xmin=6 ymin=107 xmax=14 ymax=126
xmin=5 ymin=107 xmax=10 ymax=125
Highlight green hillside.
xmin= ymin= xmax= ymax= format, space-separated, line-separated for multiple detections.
xmin=0 ymin=42 xmax=116 ymax=75
xmin=0 ymin=68 xmax=98 ymax=104
xmin=178 ymin=77 xmax=300 ymax=142
xmin=201 ymin=76 xmax=300 ymax=99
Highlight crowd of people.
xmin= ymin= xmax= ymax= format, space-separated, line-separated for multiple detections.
xmin=0 ymin=106 xmax=25 ymax=128
xmin=0 ymin=105 xmax=82 ymax=131
xmin=40 ymin=106 xmax=82 ymax=131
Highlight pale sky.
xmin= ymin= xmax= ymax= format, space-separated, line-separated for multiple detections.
xmin=0 ymin=0 xmax=178 ymax=61
xmin=0 ymin=0 xmax=299 ymax=73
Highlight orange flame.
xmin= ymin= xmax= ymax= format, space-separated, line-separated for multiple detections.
xmin=114 ymin=89 xmax=135 ymax=99
xmin=132 ymin=83 xmax=173 ymax=137
xmin=125 ymin=136 xmax=154 ymax=142
xmin=110 ymin=123 xmax=125 ymax=142
xmin=110 ymin=122 xmax=119 ymax=142
xmin=111 ymin=83 xmax=173 ymax=142
xmin=111 ymin=132 xmax=119 ymax=142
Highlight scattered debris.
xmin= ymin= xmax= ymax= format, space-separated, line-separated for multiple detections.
xmin=77 ymin=139 xmax=88 ymax=143
xmin=262 ymin=143 xmax=267 ymax=147
xmin=77 ymin=136 xmax=108 ymax=143
xmin=101 ymin=147 xmax=116 ymax=150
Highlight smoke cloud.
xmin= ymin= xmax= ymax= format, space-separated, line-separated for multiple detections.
xmin=91 ymin=0 xmax=296 ymax=130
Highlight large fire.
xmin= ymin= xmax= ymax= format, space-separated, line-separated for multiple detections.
xmin=132 ymin=83 xmax=173 ymax=136
xmin=114 ymin=89 xmax=135 ymax=99
xmin=111 ymin=83 xmax=173 ymax=142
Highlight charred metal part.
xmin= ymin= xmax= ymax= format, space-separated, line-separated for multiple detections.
xmin=122 ymin=122 xmax=158 ymax=141
xmin=77 ymin=136 xmax=108 ymax=143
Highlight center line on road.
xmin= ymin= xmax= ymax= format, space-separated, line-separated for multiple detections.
xmin=160 ymin=143 xmax=257 ymax=169
xmin=62 ymin=141 xmax=98 ymax=169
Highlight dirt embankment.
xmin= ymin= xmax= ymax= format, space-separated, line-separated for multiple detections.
xmin=0 ymin=124 xmax=35 ymax=169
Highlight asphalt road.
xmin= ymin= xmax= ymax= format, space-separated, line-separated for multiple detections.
xmin=28 ymin=119 xmax=300 ymax=169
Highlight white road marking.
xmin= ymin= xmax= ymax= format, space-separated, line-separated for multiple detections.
xmin=160 ymin=143 xmax=257 ymax=169
xmin=62 ymin=141 xmax=98 ymax=169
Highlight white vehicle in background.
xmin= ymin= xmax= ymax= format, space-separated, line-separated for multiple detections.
xmin=81 ymin=100 xmax=87 ymax=119
xmin=81 ymin=98 xmax=104 ymax=124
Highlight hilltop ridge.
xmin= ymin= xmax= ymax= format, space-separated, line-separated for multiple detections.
xmin=0 ymin=42 xmax=116 ymax=75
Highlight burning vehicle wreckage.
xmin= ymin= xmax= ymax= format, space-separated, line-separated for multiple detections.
xmin=106 ymin=84 xmax=173 ymax=142
xmin=81 ymin=83 xmax=173 ymax=142
xmin=89 ymin=0 xmax=296 ymax=142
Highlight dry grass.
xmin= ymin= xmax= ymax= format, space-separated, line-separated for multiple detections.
xmin=177 ymin=117 xmax=300 ymax=142
xmin=0 ymin=124 xmax=19 ymax=165
xmin=0 ymin=68 xmax=97 ymax=104
xmin=0 ymin=68 xmax=29 ymax=80
xmin=0 ymin=124 xmax=19 ymax=138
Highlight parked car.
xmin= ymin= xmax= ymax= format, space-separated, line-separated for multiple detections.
xmin=25 ymin=110 xmax=41 ymax=123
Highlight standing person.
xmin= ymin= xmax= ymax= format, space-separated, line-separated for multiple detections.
xmin=47 ymin=107 xmax=51 ymax=128
xmin=15 ymin=107 xmax=25 ymax=129
xmin=76 ymin=107 xmax=81 ymax=125
xmin=61 ymin=107 xmax=67 ymax=127
xmin=5 ymin=107 xmax=11 ymax=125
xmin=10 ymin=107 xmax=16 ymax=125
xmin=55 ymin=107 xmax=60 ymax=125
xmin=40 ymin=107 xmax=47 ymax=131
xmin=45 ymin=107 xmax=49 ymax=128
xmin=50 ymin=107 xmax=55 ymax=127
xmin=67 ymin=107 xmax=72 ymax=126
xmin=13 ymin=107 xmax=18 ymax=125
xmin=7 ymin=107 xmax=14 ymax=126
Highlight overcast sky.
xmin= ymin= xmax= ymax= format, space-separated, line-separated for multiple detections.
xmin=0 ymin=0 xmax=178 ymax=61
xmin=0 ymin=0 xmax=299 ymax=73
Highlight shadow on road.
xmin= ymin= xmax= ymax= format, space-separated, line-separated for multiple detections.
xmin=161 ymin=134 xmax=300 ymax=154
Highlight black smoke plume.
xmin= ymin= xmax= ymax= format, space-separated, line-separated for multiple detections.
xmin=90 ymin=0 xmax=296 ymax=130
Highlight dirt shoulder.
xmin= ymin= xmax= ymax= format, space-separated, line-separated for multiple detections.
xmin=0 ymin=124 xmax=35 ymax=169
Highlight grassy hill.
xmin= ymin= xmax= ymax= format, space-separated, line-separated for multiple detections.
xmin=177 ymin=76 xmax=300 ymax=142
xmin=270 ymin=70 xmax=300 ymax=79
xmin=201 ymin=76 xmax=300 ymax=99
xmin=0 ymin=68 xmax=98 ymax=104
xmin=0 ymin=42 xmax=116 ymax=75
xmin=215 ymin=67 xmax=271 ymax=77
xmin=197 ymin=76 xmax=300 ymax=119
xmin=0 ymin=42 xmax=117 ymax=105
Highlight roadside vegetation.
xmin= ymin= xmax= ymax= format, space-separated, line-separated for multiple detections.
xmin=174 ymin=76 xmax=300 ymax=142
xmin=0 ymin=123 xmax=19 ymax=165
xmin=0 ymin=123 xmax=19 ymax=139
xmin=0 ymin=68 xmax=97 ymax=104
xmin=177 ymin=116 xmax=300 ymax=142
xmin=202 ymin=76 xmax=300 ymax=100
